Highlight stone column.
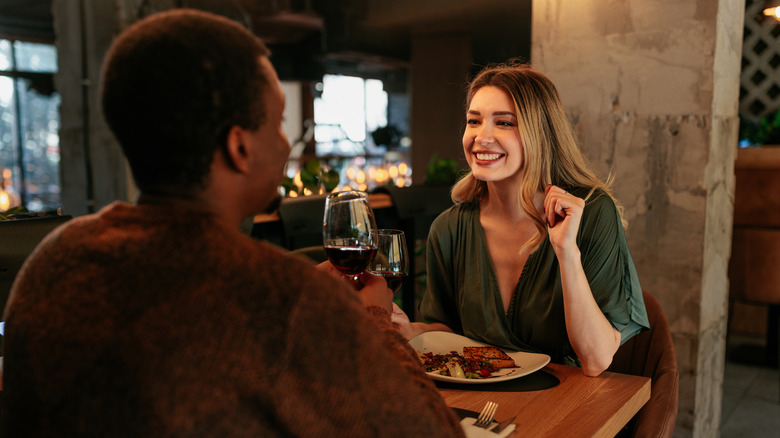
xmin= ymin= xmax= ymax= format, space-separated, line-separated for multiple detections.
xmin=54 ymin=0 xmax=128 ymax=216
xmin=531 ymin=0 xmax=744 ymax=436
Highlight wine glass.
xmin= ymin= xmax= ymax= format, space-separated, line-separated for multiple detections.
xmin=368 ymin=229 xmax=409 ymax=294
xmin=322 ymin=191 xmax=377 ymax=281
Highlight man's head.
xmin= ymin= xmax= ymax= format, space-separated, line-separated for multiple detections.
xmin=100 ymin=9 xmax=277 ymax=194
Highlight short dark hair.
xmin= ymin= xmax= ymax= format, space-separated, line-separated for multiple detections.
xmin=100 ymin=9 xmax=270 ymax=192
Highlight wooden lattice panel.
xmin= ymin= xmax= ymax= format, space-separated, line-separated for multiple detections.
xmin=741 ymin=0 xmax=780 ymax=119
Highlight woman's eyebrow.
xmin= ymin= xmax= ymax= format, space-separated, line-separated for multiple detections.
xmin=466 ymin=110 xmax=516 ymax=117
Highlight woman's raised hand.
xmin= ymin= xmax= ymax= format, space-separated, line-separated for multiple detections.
xmin=544 ymin=184 xmax=585 ymax=255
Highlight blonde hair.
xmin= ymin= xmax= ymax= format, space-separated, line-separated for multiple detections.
xmin=451 ymin=61 xmax=624 ymax=253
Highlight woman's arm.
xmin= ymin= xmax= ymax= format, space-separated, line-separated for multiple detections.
xmin=556 ymin=248 xmax=621 ymax=375
xmin=545 ymin=185 xmax=621 ymax=376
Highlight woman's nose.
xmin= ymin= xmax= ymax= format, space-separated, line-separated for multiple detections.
xmin=476 ymin=126 xmax=495 ymax=145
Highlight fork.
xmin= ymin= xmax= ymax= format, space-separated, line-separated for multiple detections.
xmin=474 ymin=401 xmax=498 ymax=428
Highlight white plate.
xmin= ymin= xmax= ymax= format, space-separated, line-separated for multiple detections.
xmin=409 ymin=331 xmax=551 ymax=384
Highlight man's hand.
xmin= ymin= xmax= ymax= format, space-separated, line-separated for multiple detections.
xmin=316 ymin=261 xmax=392 ymax=312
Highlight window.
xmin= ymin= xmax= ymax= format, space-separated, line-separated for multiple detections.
xmin=301 ymin=74 xmax=411 ymax=192
xmin=0 ymin=39 xmax=60 ymax=212
xmin=313 ymin=74 xmax=388 ymax=157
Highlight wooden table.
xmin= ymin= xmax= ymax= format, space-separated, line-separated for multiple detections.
xmin=438 ymin=363 xmax=650 ymax=437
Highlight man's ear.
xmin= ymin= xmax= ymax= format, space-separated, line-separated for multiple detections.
xmin=223 ymin=125 xmax=251 ymax=173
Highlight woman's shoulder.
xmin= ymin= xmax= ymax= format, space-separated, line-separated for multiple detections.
xmin=576 ymin=188 xmax=627 ymax=244
xmin=573 ymin=187 xmax=617 ymax=215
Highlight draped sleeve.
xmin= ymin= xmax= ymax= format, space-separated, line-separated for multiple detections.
xmin=577 ymin=191 xmax=649 ymax=344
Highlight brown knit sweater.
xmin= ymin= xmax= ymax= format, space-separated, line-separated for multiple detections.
xmin=2 ymin=198 xmax=464 ymax=437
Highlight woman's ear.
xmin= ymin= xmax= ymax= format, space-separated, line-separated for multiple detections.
xmin=223 ymin=125 xmax=251 ymax=173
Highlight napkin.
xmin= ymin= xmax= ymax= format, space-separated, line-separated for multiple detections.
xmin=460 ymin=417 xmax=516 ymax=438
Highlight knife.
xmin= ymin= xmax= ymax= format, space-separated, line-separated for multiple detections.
xmin=490 ymin=416 xmax=516 ymax=433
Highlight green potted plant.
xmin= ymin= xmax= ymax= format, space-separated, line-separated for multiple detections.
xmin=739 ymin=109 xmax=780 ymax=147
xmin=0 ymin=206 xmax=29 ymax=221
xmin=280 ymin=159 xmax=341 ymax=197
xmin=423 ymin=154 xmax=462 ymax=186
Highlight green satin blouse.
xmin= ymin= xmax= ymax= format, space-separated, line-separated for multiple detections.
xmin=419 ymin=188 xmax=650 ymax=363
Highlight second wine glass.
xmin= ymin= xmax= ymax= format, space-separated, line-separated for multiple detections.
xmin=368 ymin=229 xmax=409 ymax=294
xmin=322 ymin=191 xmax=377 ymax=281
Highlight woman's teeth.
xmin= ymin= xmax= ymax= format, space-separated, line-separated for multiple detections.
xmin=476 ymin=153 xmax=502 ymax=160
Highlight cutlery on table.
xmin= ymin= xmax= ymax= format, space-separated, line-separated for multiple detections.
xmin=474 ymin=401 xmax=498 ymax=428
xmin=490 ymin=415 xmax=516 ymax=433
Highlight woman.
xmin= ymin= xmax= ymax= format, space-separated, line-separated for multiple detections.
xmin=400 ymin=62 xmax=649 ymax=376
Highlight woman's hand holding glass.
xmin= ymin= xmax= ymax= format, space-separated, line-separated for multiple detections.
xmin=368 ymin=229 xmax=409 ymax=294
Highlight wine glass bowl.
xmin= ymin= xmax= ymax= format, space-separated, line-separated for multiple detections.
xmin=322 ymin=191 xmax=377 ymax=280
xmin=368 ymin=229 xmax=409 ymax=294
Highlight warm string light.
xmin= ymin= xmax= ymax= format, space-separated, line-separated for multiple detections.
xmin=0 ymin=189 xmax=10 ymax=211
xmin=1 ymin=168 xmax=14 ymax=210
xmin=764 ymin=4 xmax=780 ymax=20
xmin=342 ymin=161 xmax=411 ymax=192
xmin=284 ymin=160 xmax=412 ymax=197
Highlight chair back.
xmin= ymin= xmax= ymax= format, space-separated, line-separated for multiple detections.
xmin=729 ymin=228 xmax=780 ymax=305
xmin=730 ymin=150 xmax=780 ymax=305
xmin=608 ymin=289 xmax=679 ymax=438
xmin=379 ymin=185 xmax=453 ymax=318
xmin=384 ymin=185 xmax=452 ymax=236
xmin=277 ymin=195 xmax=328 ymax=250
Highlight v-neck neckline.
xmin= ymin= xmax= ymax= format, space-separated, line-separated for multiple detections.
xmin=473 ymin=205 xmax=538 ymax=317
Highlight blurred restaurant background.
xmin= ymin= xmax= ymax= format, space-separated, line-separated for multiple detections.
xmin=1 ymin=0 xmax=780 ymax=436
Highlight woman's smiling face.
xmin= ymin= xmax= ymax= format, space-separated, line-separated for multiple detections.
xmin=462 ymin=86 xmax=524 ymax=184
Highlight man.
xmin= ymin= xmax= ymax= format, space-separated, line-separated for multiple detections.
xmin=2 ymin=9 xmax=463 ymax=437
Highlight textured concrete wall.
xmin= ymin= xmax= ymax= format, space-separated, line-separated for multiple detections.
xmin=531 ymin=0 xmax=744 ymax=436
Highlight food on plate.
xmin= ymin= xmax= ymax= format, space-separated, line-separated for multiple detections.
xmin=417 ymin=346 xmax=517 ymax=379
xmin=463 ymin=346 xmax=517 ymax=369
xmin=445 ymin=361 xmax=466 ymax=379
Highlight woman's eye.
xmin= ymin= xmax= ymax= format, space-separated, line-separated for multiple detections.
xmin=466 ymin=119 xmax=480 ymax=125
xmin=497 ymin=120 xmax=515 ymax=127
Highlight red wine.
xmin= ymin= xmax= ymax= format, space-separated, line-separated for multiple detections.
xmin=371 ymin=271 xmax=407 ymax=293
xmin=324 ymin=245 xmax=377 ymax=276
